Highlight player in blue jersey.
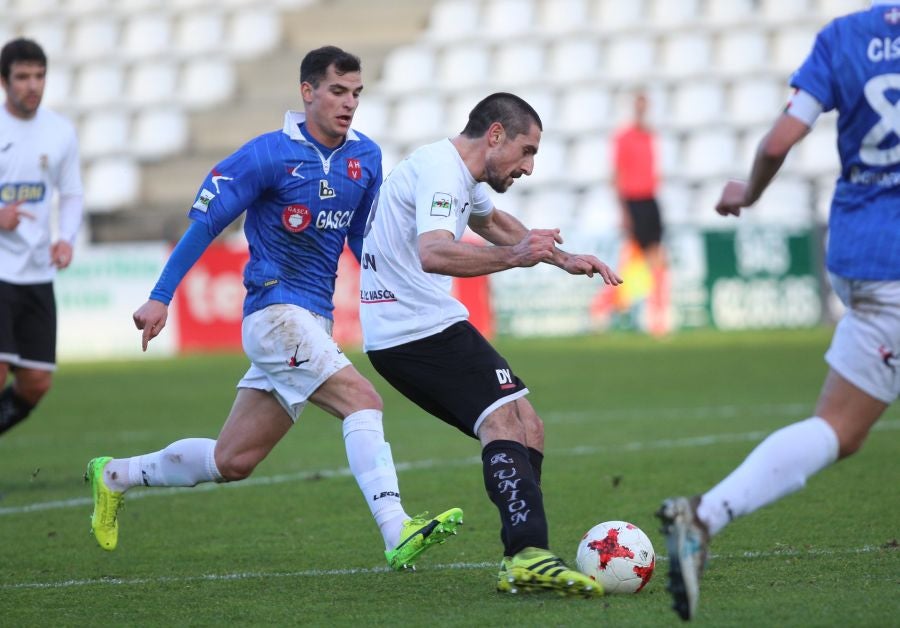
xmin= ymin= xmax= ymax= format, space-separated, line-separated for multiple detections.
xmin=83 ymin=46 xmax=462 ymax=568
xmin=657 ymin=2 xmax=900 ymax=621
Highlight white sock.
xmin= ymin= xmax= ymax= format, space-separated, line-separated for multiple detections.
xmin=697 ymin=417 xmax=839 ymax=536
xmin=103 ymin=438 xmax=224 ymax=492
xmin=343 ymin=409 xmax=409 ymax=549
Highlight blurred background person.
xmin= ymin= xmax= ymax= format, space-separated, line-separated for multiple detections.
xmin=596 ymin=90 xmax=669 ymax=336
xmin=0 ymin=38 xmax=83 ymax=436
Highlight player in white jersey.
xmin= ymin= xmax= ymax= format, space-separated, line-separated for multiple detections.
xmin=658 ymin=2 xmax=900 ymax=621
xmin=0 ymin=38 xmax=83 ymax=436
xmin=360 ymin=93 xmax=622 ymax=597
xmin=84 ymin=47 xmax=462 ymax=569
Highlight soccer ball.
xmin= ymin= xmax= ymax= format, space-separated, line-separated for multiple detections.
xmin=575 ymin=520 xmax=655 ymax=594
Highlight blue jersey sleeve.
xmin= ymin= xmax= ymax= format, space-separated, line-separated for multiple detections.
xmin=790 ymin=23 xmax=837 ymax=112
xmin=149 ymin=220 xmax=216 ymax=305
xmin=187 ymin=137 xmax=277 ymax=236
xmin=347 ymin=156 xmax=383 ymax=262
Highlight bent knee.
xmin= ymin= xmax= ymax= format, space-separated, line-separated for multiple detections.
xmin=215 ymin=454 xmax=258 ymax=482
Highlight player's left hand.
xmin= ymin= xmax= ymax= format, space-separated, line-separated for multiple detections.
xmin=50 ymin=240 xmax=73 ymax=269
xmin=716 ymin=179 xmax=750 ymax=217
xmin=562 ymin=253 xmax=623 ymax=285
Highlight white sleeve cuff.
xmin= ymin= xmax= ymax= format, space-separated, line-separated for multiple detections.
xmin=785 ymin=89 xmax=823 ymax=128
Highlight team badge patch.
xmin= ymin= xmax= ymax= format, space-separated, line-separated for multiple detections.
xmin=282 ymin=204 xmax=312 ymax=232
xmin=192 ymin=188 xmax=215 ymax=212
xmin=430 ymin=192 xmax=452 ymax=217
xmin=347 ymin=158 xmax=362 ymax=180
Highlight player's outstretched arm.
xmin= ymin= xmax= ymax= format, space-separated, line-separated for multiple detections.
xmin=550 ymin=250 xmax=623 ymax=285
xmin=133 ymin=299 xmax=169 ymax=352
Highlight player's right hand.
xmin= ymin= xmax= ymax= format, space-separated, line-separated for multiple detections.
xmin=0 ymin=200 xmax=36 ymax=230
xmin=715 ymin=179 xmax=750 ymax=217
xmin=512 ymin=228 xmax=562 ymax=267
xmin=133 ymin=299 xmax=169 ymax=352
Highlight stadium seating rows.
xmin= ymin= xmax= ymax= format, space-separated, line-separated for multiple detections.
xmin=2 ymin=0 xmax=864 ymax=228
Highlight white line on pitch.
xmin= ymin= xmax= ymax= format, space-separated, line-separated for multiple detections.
xmin=1 ymin=418 xmax=897 ymax=517
xmin=2 ymin=545 xmax=893 ymax=591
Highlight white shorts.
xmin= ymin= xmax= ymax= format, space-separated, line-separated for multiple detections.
xmin=825 ymin=275 xmax=900 ymax=404
xmin=238 ymin=304 xmax=352 ymax=421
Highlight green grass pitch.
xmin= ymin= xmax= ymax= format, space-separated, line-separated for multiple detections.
xmin=1 ymin=328 xmax=897 ymax=626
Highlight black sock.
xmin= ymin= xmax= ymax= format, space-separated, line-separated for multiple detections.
xmin=482 ymin=439 xmax=549 ymax=557
xmin=528 ymin=447 xmax=544 ymax=488
xmin=0 ymin=385 xmax=35 ymax=435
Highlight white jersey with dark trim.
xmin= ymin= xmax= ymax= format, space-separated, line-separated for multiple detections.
xmin=359 ymin=138 xmax=493 ymax=351
xmin=0 ymin=106 xmax=82 ymax=284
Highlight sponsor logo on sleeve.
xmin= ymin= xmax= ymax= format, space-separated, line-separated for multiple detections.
xmin=347 ymin=158 xmax=362 ymax=180
xmin=210 ymin=169 xmax=234 ymax=193
xmin=192 ymin=188 xmax=216 ymax=212
xmin=282 ymin=204 xmax=312 ymax=232
xmin=430 ymin=192 xmax=453 ymax=217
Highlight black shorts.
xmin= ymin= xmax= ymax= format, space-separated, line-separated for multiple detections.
xmin=624 ymin=197 xmax=663 ymax=250
xmin=0 ymin=280 xmax=57 ymax=370
xmin=367 ymin=321 xmax=528 ymax=439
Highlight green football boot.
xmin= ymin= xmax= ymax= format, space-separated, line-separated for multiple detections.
xmin=385 ymin=507 xmax=464 ymax=570
xmin=85 ymin=456 xmax=124 ymax=551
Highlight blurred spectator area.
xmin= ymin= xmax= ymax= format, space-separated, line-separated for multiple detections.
xmin=1 ymin=0 xmax=866 ymax=243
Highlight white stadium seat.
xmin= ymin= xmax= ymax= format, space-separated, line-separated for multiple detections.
xmin=817 ymin=0 xmax=868 ymax=16
xmin=657 ymin=180 xmax=693 ymax=225
xmin=593 ymin=0 xmax=646 ymax=32
xmin=715 ymin=29 xmax=769 ymax=75
xmin=604 ymin=35 xmax=655 ymax=82
xmin=121 ymin=12 xmax=172 ymax=60
xmin=70 ymin=15 xmax=119 ymax=62
xmin=42 ymin=63 xmax=73 ymax=109
xmin=445 ymin=91 xmax=483 ymax=135
xmin=798 ymin=123 xmax=841 ymax=176
xmin=425 ymin=0 xmax=481 ymax=44
xmin=521 ymin=188 xmax=579 ymax=231
xmin=227 ymin=7 xmax=280 ymax=59
xmin=494 ymin=41 xmax=546 ymax=86
xmin=84 ymin=157 xmax=140 ymax=213
xmin=174 ymin=10 xmax=225 ymax=57
xmin=351 ymin=95 xmax=389 ymax=140
xmin=750 ymin=178 xmax=813 ymax=227
xmin=729 ymin=78 xmax=786 ymax=126
xmin=380 ymin=45 xmax=436 ymax=93
xmin=772 ymin=26 xmax=819 ymax=74
xmin=390 ymin=94 xmax=444 ymax=144
xmin=481 ymin=0 xmax=536 ymax=40
xmin=761 ymin=0 xmax=812 ymax=23
xmin=537 ymin=0 xmax=590 ymax=35
xmin=650 ymin=0 xmax=701 ymax=28
xmin=178 ymin=57 xmax=236 ymax=110
xmin=133 ymin=107 xmax=188 ymax=160
xmin=438 ymin=44 xmax=490 ymax=90
xmin=75 ymin=64 xmax=125 ymax=108
xmin=681 ymin=128 xmax=738 ymax=180
xmin=526 ymin=133 xmax=567 ymax=185
xmin=567 ymin=133 xmax=611 ymax=185
xmin=546 ymin=37 xmax=601 ymax=83
xmin=578 ymin=184 xmax=620 ymax=238
xmin=557 ymin=85 xmax=612 ymax=134
xmin=126 ymin=60 xmax=179 ymax=107
xmin=660 ymin=32 xmax=712 ymax=79
xmin=20 ymin=19 xmax=67 ymax=58
xmin=79 ymin=110 xmax=130 ymax=159
xmin=671 ymin=81 xmax=725 ymax=129
xmin=706 ymin=0 xmax=756 ymax=25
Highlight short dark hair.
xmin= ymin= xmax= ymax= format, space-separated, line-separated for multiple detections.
xmin=300 ymin=46 xmax=361 ymax=87
xmin=1 ymin=38 xmax=46 ymax=81
xmin=461 ymin=92 xmax=543 ymax=139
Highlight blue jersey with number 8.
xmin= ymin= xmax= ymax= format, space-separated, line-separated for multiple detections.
xmin=791 ymin=3 xmax=900 ymax=280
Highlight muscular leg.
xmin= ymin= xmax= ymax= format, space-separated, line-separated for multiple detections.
xmin=0 ymin=367 xmax=51 ymax=435
xmin=310 ymin=364 xmax=410 ymax=549
xmin=697 ymin=368 xmax=888 ymax=536
xmin=479 ymin=398 xmax=549 ymax=556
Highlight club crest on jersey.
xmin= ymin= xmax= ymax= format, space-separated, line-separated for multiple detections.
xmin=319 ymin=179 xmax=336 ymax=199
xmin=282 ymin=204 xmax=312 ymax=232
xmin=347 ymin=158 xmax=362 ymax=180
xmin=430 ymin=192 xmax=452 ymax=217
xmin=192 ymin=188 xmax=215 ymax=212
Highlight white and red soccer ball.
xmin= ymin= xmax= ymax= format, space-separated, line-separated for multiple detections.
xmin=575 ymin=520 xmax=655 ymax=594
